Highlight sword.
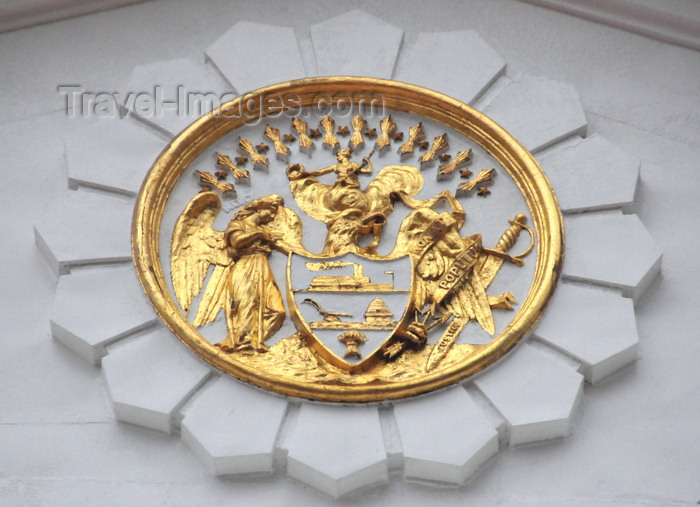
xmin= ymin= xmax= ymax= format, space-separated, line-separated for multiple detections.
xmin=478 ymin=214 xmax=533 ymax=287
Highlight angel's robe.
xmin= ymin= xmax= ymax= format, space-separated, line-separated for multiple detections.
xmin=218 ymin=219 xmax=285 ymax=351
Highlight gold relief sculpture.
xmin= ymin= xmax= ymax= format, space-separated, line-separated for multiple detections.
xmin=239 ymin=137 xmax=269 ymax=169
xmin=302 ymin=298 xmax=353 ymax=324
xmin=170 ymin=192 xmax=308 ymax=352
xmin=376 ymin=115 xmax=396 ymax=151
xmin=438 ymin=149 xmax=472 ymax=177
xmin=350 ymin=114 xmax=366 ymax=148
xmin=420 ymin=133 xmax=449 ymax=165
xmin=196 ymin=170 xmax=235 ymax=194
xmin=264 ymin=125 xmax=290 ymax=160
xmin=215 ymin=152 xmax=250 ymax=179
xmin=292 ymin=117 xmax=314 ymax=151
xmin=301 ymin=296 xmax=400 ymax=333
xmin=133 ymin=77 xmax=563 ymax=402
xmin=301 ymin=261 xmax=398 ymax=293
xmin=398 ymin=122 xmax=425 ymax=156
xmin=458 ymin=168 xmax=495 ymax=193
xmin=339 ymin=331 xmax=367 ymax=359
xmin=320 ymin=115 xmax=339 ymax=150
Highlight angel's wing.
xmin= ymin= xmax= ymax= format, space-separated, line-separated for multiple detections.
xmin=193 ymin=203 xmax=312 ymax=327
xmin=192 ymin=264 xmax=231 ymax=327
xmin=365 ymin=165 xmax=424 ymax=215
xmin=265 ymin=206 xmax=314 ymax=256
xmin=288 ymin=173 xmax=336 ymax=223
xmin=171 ymin=190 xmax=231 ymax=315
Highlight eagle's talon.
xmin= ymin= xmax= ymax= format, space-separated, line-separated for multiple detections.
xmin=488 ymin=291 xmax=517 ymax=310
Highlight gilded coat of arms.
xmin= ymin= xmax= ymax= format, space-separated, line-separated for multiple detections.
xmin=133 ymin=77 xmax=562 ymax=402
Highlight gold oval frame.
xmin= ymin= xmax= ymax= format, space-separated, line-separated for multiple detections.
xmin=132 ymin=77 xmax=563 ymax=403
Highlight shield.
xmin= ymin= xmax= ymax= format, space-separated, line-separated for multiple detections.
xmin=287 ymin=252 xmax=413 ymax=371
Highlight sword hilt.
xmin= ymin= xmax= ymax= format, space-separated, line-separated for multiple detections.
xmin=495 ymin=214 xmax=534 ymax=261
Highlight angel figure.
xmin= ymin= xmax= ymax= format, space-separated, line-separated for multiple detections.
xmin=170 ymin=190 xmax=308 ymax=353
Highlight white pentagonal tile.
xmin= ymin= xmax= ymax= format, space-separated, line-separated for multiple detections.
xmin=286 ymin=404 xmax=387 ymax=498
xmin=473 ymin=343 xmax=583 ymax=446
xmin=481 ymin=73 xmax=587 ymax=152
xmin=34 ymin=189 xmax=134 ymax=275
xmin=65 ymin=118 xmax=165 ymax=196
xmin=310 ymin=10 xmax=403 ymax=78
xmin=393 ymin=386 xmax=498 ymax=485
xmin=538 ymin=134 xmax=640 ymax=213
xmin=394 ymin=31 xmax=505 ymax=104
xmin=50 ymin=265 xmax=157 ymax=365
xmin=181 ymin=376 xmax=287 ymax=476
xmin=102 ymin=328 xmax=210 ymax=433
xmin=378 ymin=407 xmax=402 ymax=471
xmin=563 ymin=212 xmax=662 ymax=301
xmin=206 ymin=21 xmax=306 ymax=92
xmin=125 ymin=57 xmax=230 ymax=136
xmin=533 ymin=282 xmax=638 ymax=384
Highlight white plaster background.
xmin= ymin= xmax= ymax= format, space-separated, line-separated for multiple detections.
xmin=1 ymin=0 xmax=698 ymax=504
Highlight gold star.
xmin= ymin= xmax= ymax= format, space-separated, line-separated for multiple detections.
xmin=418 ymin=140 xmax=429 ymax=150
xmin=283 ymin=133 xmax=296 ymax=143
xmin=393 ymin=131 xmax=404 ymax=142
xmin=477 ymin=186 xmax=491 ymax=196
xmin=216 ymin=151 xmax=251 ymax=179
xmin=196 ymin=170 xmax=235 ymax=194
xmin=215 ymin=170 xmax=227 ymax=180
xmin=459 ymin=168 xmax=473 ymax=178
xmin=309 ymin=128 xmax=322 ymax=139
xmin=438 ymin=153 xmax=452 ymax=162
xmin=256 ymin=143 xmax=269 ymax=153
xmin=235 ymin=156 xmax=247 ymax=166
xmin=336 ymin=125 xmax=350 ymax=136
xmin=365 ymin=128 xmax=377 ymax=138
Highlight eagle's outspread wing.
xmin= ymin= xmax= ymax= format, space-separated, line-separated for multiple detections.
xmin=286 ymin=165 xmax=336 ymax=224
xmin=365 ymin=164 xmax=424 ymax=216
